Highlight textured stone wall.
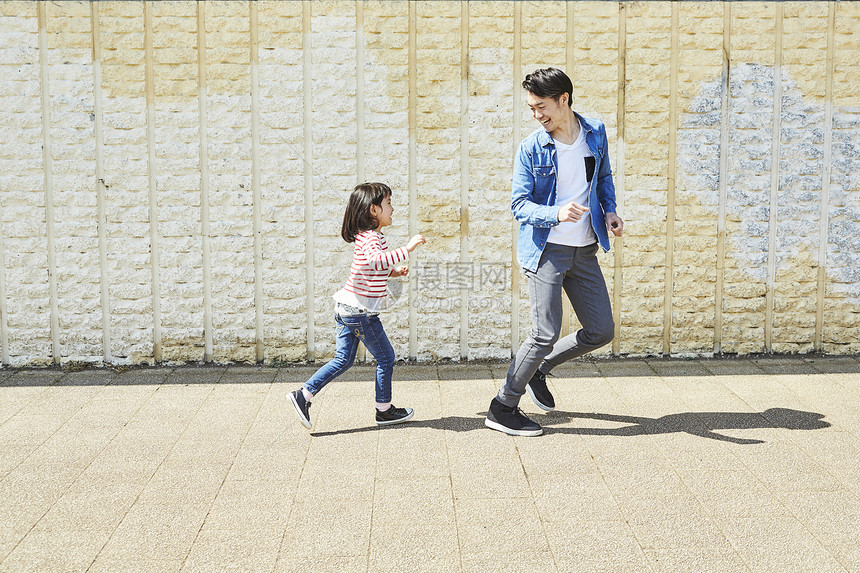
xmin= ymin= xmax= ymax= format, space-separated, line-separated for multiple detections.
xmin=0 ymin=1 xmax=857 ymax=367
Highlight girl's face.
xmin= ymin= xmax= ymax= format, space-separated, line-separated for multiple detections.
xmin=370 ymin=195 xmax=394 ymax=229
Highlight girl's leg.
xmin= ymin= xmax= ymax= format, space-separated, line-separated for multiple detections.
xmin=360 ymin=316 xmax=396 ymax=404
xmin=303 ymin=315 xmax=360 ymax=397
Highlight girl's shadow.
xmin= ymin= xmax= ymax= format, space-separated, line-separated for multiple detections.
xmin=538 ymin=407 xmax=830 ymax=444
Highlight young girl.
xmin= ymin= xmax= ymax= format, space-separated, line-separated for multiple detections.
xmin=289 ymin=182 xmax=426 ymax=430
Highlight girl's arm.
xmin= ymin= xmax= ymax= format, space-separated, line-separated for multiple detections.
xmin=360 ymin=232 xmax=424 ymax=271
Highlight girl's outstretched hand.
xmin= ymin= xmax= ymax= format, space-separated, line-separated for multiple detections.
xmin=406 ymin=234 xmax=426 ymax=252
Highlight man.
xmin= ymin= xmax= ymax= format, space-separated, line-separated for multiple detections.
xmin=486 ymin=67 xmax=624 ymax=436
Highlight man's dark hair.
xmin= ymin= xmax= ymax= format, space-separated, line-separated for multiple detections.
xmin=341 ymin=182 xmax=392 ymax=243
xmin=522 ymin=67 xmax=573 ymax=107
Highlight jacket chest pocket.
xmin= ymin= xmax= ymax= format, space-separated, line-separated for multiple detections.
xmin=532 ymin=164 xmax=555 ymax=203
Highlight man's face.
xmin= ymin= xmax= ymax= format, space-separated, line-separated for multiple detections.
xmin=527 ymin=92 xmax=569 ymax=134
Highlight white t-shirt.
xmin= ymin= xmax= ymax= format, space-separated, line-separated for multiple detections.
xmin=547 ymin=121 xmax=597 ymax=247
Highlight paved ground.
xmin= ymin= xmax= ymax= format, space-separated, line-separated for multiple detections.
xmin=0 ymin=355 xmax=858 ymax=572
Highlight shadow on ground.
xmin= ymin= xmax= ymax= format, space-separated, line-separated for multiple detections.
xmin=311 ymin=407 xmax=830 ymax=444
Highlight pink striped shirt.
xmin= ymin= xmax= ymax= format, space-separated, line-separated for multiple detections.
xmin=333 ymin=230 xmax=408 ymax=312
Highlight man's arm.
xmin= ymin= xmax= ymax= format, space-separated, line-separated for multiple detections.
xmin=596 ymin=124 xmax=623 ymax=236
xmin=510 ymin=145 xmax=561 ymax=228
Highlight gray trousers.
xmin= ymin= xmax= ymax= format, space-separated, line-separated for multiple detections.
xmin=498 ymin=242 xmax=615 ymax=407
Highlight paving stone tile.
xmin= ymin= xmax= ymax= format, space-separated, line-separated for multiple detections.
xmin=281 ymin=499 xmax=372 ymax=558
xmin=677 ymin=469 xmax=791 ymax=518
xmin=659 ymin=375 xmax=757 ymax=412
xmin=272 ymin=553 xmax=366 ymax=573
xmin=731 ymin=439 xmax=846 ymax=492
xmin=98 ymin=503 xmax=209 ymax=561
xmin=0 ymin=525 xmax=109 ymax=573
xmin=646 ymin=359 xmax=712 ymax=378
xmin=776 ymin=489 xmax=860 ymax=569
xmin=549 ymin=521 xmax=651 ymax=573
xmin=226 ymin=440 xmax=307 ymax=483
xmin=437 ymin=363 xmax=494 ymax=381
xmin=455 ymin=497 xmax=549 ymax=556
xmin=376 ymin=429 xmax=450 ymax=479
xmin=753 ymin=357 xmax=820 ymax=375
xmin=36 ymin=479 xmax=140 ymax=533
xmin=642 ymin=546 xmax=749 ymax=573
xmin=372 ymin=477 xmax=454 ymax=522
xmin=720 ymin=516 xmax=848 ymax=572
xmin=547 ymin=359 xmax=603 ymax=379
xmin=272 ymin=365 xmax=318 ymax=384
xmin=0 ymin=414 xmax=68 ymax=446
xmin=461 ymin=549 xmax=556 ymax=573
xmin=448 ymin=433 xmax=531 ymax=499
xmin=515 ymin=430 xmax=599 ymax=476
xmin=625 ymin=505 xmax=736 ymax=555
xmin=294 ymin=464 xmax=376 ymax=503
xmin=1 ymin=372 xmax=64 ymax=391
xmin=201 ymin=478 xmax=295 ymax=532
xmin=56 ymin=370 xmax=115 ymax=387
xmin=392 ymin=364 xmax=439 ymax=381
xmin=528 ymin=472 xmax=624 ymax=523
xmin=87 ymin=557 xmax=183 ymax=573
xmin=805 ymin=356 xmax=860 ymax=374
xmin=368 ymin=521 xmax=460 ymax=572
xmin=650 ymin=432 xmax=749 ymax=470
xmin=110 ymin=368 xmax=172 ymax=386
xmin=180 ymin=528 xmax=281 ymax=573
xmin=0 ymin=386 xmax=48 ymax=424
xmin=368 ymin=479 xmax=459 ymax=570
xmin=698 ymin=358 xmax=763 ymax=376
xmin=0 ymin=444 xmax=35 ymax=479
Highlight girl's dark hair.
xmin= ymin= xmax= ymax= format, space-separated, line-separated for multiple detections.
xmin=522 ymin=67 xmax=573 ymax=108
xmin=341 ymin=182 xmax=392 ymax=242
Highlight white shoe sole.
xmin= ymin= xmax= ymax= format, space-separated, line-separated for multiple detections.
xmin=289 ymin=393 xmax=312 ymax=429
xmin=376 ymin=408 xmax=414 ymax=426
xmin=484 ymin=417 xmax=543 ymax=437
xmin=526 ymin=384 xmax=555 ymax=412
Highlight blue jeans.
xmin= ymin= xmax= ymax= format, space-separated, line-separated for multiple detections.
xmin=498 ymin=242 xmax=615 ymax=407
xmin=303 ymin=313 xmax=395 ymax=403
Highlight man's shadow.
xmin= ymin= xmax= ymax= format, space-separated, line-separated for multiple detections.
xmin=537 ymin=407 xmax=831 ymax=445
xmin=311 ymin=407 xmax=829 ymax=444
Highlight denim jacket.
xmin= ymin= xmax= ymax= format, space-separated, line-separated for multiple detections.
xmin=512 ymin=113 xmax=618 ymax=272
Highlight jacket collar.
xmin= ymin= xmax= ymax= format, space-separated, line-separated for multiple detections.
xmin=537 ymin=111 xmax=593 ymax=148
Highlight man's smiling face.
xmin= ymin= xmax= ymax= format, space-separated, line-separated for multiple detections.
xmin=527 ymin=91 xmax=569 ymax=136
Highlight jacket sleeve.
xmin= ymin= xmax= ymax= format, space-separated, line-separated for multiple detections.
xmin=510 ymin=143 xmax=560 ymax=228
xmin=595 ymin=124 xmax=618 ymax=215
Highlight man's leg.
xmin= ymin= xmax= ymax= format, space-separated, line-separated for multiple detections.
xmin=497 ymin=244 xmax=571 ymax=407
xmin=540 ymin=243 xmax=614 ymax=371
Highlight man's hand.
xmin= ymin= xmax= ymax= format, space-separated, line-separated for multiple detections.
xmin=558 ymin=201 xmax=588 ymax=223
xmin=605 ymin=212 xmax=624 ymax=237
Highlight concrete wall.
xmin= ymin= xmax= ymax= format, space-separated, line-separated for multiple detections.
xmin=0 ymin=1 xmax=857 ymax=367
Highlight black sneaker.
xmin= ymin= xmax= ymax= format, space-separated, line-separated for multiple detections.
xmin=526 ymin=370 xmax=555 ymax=412
xmin=485 ymin=398 xmax=543 ymax=436
xmin=376 ymin=405 xmax=414 ymax=426
xmin=289 ymin=389 xmax=312 ymax=429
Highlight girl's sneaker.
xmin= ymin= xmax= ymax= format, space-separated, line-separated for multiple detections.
xmin=376 ymin=405 xmax=414 ymax=426
xmin=290 ymin=389 xmax=312 ymax=429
